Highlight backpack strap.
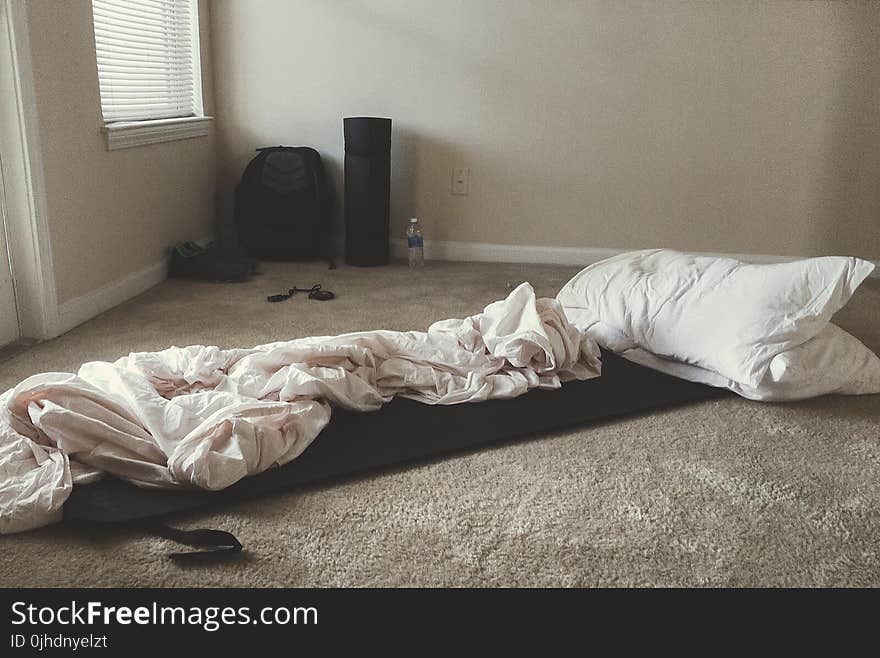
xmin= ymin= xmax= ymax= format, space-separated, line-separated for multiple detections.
xmin=144 ymin=522 xmax=243 ymax=563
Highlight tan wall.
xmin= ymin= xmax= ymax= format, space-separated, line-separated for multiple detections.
xmin=25 ymin=0 xmax=217 ymax=303
xmin=211 ymin=0 xmax=880 ymax=260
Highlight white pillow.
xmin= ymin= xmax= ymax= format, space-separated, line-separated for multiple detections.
xmin=620 ymin=323 xmax=880 ymax=401
xmin=557 ymin=249 xmax=876 ymax=396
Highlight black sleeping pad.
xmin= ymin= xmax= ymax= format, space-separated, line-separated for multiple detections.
xmin=63 ymin=351 xmax=728 ymax=524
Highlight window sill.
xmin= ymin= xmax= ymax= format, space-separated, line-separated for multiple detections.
xmin=102 ymin=116 xmax=213 ymax=151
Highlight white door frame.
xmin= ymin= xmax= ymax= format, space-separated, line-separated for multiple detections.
xmin=0 ymin=0 xmax=57 ymax=339
xmin=0 ymin=157 xmax=20 ymax=345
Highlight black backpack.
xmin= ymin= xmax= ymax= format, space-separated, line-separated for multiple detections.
xmin=234 ymin=146 xmax=333 ymax=264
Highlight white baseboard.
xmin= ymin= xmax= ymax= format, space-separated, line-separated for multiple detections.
xmin=50 ymin=238 xmax=879 ymax=338
xmin=391 ymin=239 xmax=620 ymax=266
xmin=52 ymin=236 xmax=215 ymax=337
xmin=390 ymin=239 xmax=880 ymax=277
xmin=54 ymin=258 xmax=169 ymax=336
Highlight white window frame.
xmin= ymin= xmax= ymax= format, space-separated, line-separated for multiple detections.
xmin=95 ymin=0 xmax=212 ymax=151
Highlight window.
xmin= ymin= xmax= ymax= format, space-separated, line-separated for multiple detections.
xmin=91 ymin=0 xmax=211 ymax=149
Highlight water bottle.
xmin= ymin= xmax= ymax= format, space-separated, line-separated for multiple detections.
xmin=406 ymin=217 xmax=424 ymax=267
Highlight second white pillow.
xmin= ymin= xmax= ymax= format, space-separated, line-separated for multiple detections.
xmin=619 ymin=323 xmax=880 ymax=401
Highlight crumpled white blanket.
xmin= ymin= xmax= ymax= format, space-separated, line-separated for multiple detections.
xmin=0 ymin=283 xmax=600 ymax=534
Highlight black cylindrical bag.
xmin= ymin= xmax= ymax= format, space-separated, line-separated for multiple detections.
xmin=344 ymin=117 xmax=392 ymax=266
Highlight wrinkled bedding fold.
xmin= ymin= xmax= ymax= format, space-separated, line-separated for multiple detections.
xmin=0 ymin=283 xmax=600 ymax=534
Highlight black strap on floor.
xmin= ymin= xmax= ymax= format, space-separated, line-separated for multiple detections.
xmin=143 ymin=523 xmax=243 ymax=563
xmin=267 ymin=284 xmax=335 ymax=303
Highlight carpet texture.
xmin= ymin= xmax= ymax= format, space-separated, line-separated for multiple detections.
xmin=0 ymin=260 xmax=878 ymax=587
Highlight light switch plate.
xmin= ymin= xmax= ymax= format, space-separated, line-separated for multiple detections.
xmin=452 ymin=167 xmax=469 ymax=195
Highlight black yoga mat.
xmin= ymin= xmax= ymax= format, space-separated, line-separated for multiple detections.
xmin=63 ymin=352 xmax=728 ymax=524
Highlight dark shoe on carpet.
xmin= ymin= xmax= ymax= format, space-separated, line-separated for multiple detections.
xmin=169 ymin=242 xmax=256 ymax=282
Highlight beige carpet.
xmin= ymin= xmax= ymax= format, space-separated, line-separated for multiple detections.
xmin=1 ymin=260 xmax=878 ymax=587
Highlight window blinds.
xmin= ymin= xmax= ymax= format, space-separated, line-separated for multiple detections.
xmin=92 ymin=0 xmax=201 ymax=123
